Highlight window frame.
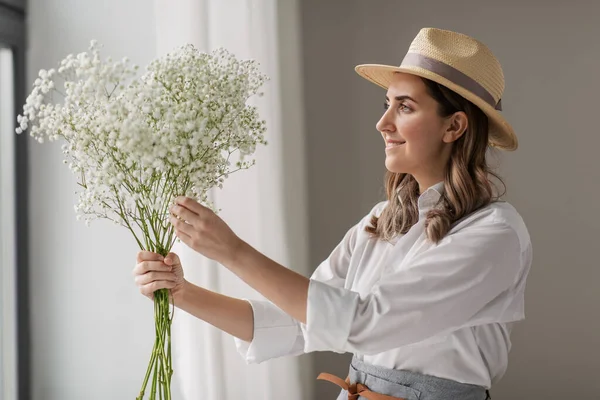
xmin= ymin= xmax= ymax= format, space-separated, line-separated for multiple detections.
xmin=0 ymin=1 xmax=30 ymax=399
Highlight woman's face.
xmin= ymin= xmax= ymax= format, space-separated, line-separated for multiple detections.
xmin=376 ymin=73 xmax=461 ymax=185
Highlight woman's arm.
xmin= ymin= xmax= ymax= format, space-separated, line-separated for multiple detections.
xmin=171 ymin=196 xmax=529 ymax=356
xmin=224 ymin=240 xmax=310 ymax=324
xmin=134 ymin=251 xmax=256 ymax=342
xmin=174 ymin=280 xmax=255 ymax=342
xmin=168 ymin=197 xmax=382 ymax=328
xmin=169 ymin=197 xmax=312 ymax=324
xmin=133 ymin=249 xmax=306 ymax=362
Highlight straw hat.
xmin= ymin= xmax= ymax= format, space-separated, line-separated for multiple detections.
xmin=355 ymin=27 xmax=517 ymax=151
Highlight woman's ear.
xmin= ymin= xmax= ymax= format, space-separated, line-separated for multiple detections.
xmin=442 ymin=111 xmax=468 ymax=144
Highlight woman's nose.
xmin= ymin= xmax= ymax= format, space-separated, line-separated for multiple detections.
xmin=376 ymin=109 xmax=395 ymax=134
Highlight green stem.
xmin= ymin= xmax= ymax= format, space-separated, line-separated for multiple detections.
xmin=135 ymin=343 xmax=157 ymax=400
xmin=158 ymin=355 xmax=164 ymax=400
xmin=133 ymin=200 xmax=176 ymax=400
xmin=150 ymin=342 xmax=159 ymax=400
xmin=113 ymin=192 xmax=145 ymax=250
xmin=154 ymin=290 xmax=172 ymax=398
xmin=137 ymin=250 xmax=174 ymax=399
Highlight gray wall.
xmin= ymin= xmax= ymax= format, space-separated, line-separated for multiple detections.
xmin=300 ymin=1 xmax=600 ymax=399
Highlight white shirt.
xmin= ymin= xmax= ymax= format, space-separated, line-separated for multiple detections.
xmin=235 ymin=182 xmax=532 ymax=388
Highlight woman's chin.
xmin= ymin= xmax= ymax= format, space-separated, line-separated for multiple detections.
xmin=384 ymin=159 xmax=409 ymax=174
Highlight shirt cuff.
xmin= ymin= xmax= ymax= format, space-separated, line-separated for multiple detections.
xmin=302 ymin=279 xmax=359 ymax=353
xmin=234 ymin=299 xmax=302 ymax=364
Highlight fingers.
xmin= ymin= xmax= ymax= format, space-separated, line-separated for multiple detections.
xmin=139 ymin=280 xmax=177 ymax=297
xmin=134 ymin=251 xmax=183 ymax=300
xmin=174 ymin=196 xmax=206 ymax=215
xmin=174 ymin=228 xmax=191 ymax=239
xmin=174 ymin=228 xmax=192 ymax=247
xmin=135 ymin=271 xmax=177 ymax=286
xmin=137 ymin=251 xmax=164 ymax=263
xmin=164 ymin=252 xmax=180 ymax=266
xmin=170 ymin=204 xmax=198 ymax=225
xmin=133 ymin=260 xmax=171 ymax=276
xmin=170 ymin=214 xmax=194 ymax=235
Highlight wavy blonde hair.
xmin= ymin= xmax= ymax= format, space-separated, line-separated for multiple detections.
xmin=365 ymin=77 xmax=505 ymax=243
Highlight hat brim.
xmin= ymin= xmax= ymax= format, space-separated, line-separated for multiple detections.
xmin=355 ymin=64 xmax=518 ymax=151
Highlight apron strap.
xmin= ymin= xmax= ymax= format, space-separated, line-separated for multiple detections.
xmin=317 ymin=372 xmax=407 ymax=400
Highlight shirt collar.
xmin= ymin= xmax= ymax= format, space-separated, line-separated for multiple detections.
xmin=417 ymin=181 xmax=445 ymax=215
xmin=396 ymin=181 xmax=445 ymax=215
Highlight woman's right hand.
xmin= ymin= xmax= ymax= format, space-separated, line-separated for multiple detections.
xmin=133 ymin=251 xmax=186 ymax=301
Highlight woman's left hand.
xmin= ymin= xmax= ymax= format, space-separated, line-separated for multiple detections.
xmin=169 ymin=196 xmax=244 ymax=265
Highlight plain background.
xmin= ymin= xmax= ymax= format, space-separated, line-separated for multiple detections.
xmin=300 ymin=1 xmax=600 ymax=399
xmin=24 ymin=0 xmax=599 ymax=399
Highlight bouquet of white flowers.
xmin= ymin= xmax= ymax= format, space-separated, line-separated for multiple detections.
xmin=17 ymin=41 xmax=267 ymax=399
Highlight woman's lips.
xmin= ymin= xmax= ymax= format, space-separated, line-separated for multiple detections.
xmin=385 ymin=140 xmax=406 ymax=149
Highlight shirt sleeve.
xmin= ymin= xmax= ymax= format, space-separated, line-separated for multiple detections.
xmin=234 ymin=202 xmax=385 ymax=363
xmin=301 ymin=220 xmax=526 ymax=355
xmin=234 ymin=299 xmax=305 ymax=364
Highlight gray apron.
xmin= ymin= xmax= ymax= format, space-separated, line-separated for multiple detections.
xmin=320 ymin=356 xmax=490 ymax=400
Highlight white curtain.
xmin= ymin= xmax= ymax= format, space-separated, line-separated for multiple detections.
xmin=154 ymin=1 xmax=311 ymax=399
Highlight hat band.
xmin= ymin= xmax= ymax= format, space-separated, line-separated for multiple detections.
xmin=400 ymin=52 xmax=503 ymax=111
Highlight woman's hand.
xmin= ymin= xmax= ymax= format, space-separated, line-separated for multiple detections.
xmin=168 ymin=197 xmax=310 ymax=324
xmin=133 ymin=251 xmax=186 ymax=301
xmin=169 ymin=196 xmax=245 ymax=265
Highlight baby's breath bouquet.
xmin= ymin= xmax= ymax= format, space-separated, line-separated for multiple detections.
xmin=16 ymin=41 xmax=267 ymax=399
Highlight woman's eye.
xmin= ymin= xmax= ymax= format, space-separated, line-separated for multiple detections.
xmin=383 ymin=102 xmax=411 ymax=112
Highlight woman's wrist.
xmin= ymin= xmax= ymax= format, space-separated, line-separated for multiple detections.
xmin=222 ymin=238 xmax=252 ymax=271
xmin=171 ymin=279 xmax=191 ymax=306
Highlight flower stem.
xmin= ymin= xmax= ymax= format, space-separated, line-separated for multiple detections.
xmin=150 ymin=346 xmax=158 ymax=400
xmin=137 ymin=285 xmax=173 ymax=399
xmin=136 ymin=344 xmax=157 ymax=400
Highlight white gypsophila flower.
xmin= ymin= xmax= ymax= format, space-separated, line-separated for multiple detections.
xmin=16 ymin=40 xmax=270 ymax=400
xmin=17 ymin=41 xmax=267 ymax=251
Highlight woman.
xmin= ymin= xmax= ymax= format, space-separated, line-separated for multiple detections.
xmin=133 ymin=28 xmax=532 ymax=400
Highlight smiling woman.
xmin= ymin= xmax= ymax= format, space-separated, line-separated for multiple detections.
xmin=371 ymin=72 xmax=496 ymax=243
xmin=133 ymin=27 xmax=532 ymax=400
